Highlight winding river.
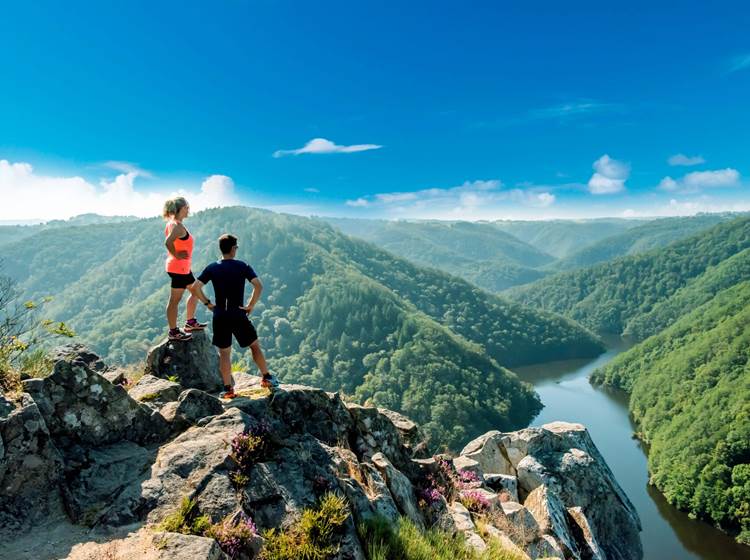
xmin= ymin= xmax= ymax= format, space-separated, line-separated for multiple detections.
xmin=514 ymin=339 xmax=750 ymax=560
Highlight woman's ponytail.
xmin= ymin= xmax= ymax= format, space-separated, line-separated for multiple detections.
xmin=162 ymin=197 xmax=188 ymax=219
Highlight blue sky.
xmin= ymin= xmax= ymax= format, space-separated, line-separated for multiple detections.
xmin=1 ymin=1 xmax=749 ymax=221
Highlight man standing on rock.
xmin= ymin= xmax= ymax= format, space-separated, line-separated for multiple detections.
xmin=190 ymin=234 xmax=280 ymax=398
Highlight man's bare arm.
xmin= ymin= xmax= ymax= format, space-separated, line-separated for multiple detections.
xmin=240 ymin=277 xmax=263 ymax=314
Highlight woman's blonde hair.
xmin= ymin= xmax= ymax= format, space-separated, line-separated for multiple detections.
xmin=162 ymin=197 xmax=189 ymax=220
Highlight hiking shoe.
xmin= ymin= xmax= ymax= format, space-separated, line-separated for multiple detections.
xmin=168 ymin=328 xmax=193 ymax=341
xmin=260 ymin=373 xmax=281 ymax=390
xmin=220 ymin=389 xmax=238 ymax=399
xmin=184 ymin=318 xmax=207 ymax=332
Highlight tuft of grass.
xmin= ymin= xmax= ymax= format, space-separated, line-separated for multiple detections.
xmin=121 ymin=360 xmax=146 ymax=388
xmin=167 ymin=374 xmax=179 ymax=383
xmin=158 ymin=497 xmax=211 ymax=536
xmin=18 ymin=348 xmax=53 ymax=379
xmin=358 ymin=516 xmax=527 ymax=560
xmin=260 ymin=492 xmax=350 ymax=560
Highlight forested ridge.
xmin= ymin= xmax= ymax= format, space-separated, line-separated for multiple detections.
xmin=506 ymin=215 xmax=750 ymax=335
xmin=591 ymin=282 xmax=750 ymax=544
xmin=0 ymin=207 xmax=607 ymax=448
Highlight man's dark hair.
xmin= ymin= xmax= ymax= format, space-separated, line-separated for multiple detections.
xmin=219 ymin=234 xmax=238 ymax=255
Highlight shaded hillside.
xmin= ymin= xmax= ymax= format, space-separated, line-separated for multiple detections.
xmin=324 ymin=217 xmax=551 ymax=291
xmin=553 ymin=214 xmax=736 ymax=271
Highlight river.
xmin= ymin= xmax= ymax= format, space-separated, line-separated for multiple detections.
xmin=514 ymin=338 xmax=750 ymax=560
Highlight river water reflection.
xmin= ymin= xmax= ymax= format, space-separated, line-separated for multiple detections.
xmin=514 ymin=339 xmax=750 ymax=560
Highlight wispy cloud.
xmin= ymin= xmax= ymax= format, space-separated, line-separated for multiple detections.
xmin=727 ymin=53 xmax=750 ymax=74
xmin=529 ymin=101 xmax=618 ymax=120
xmin=668 ymin=153 xmax=705 ymax=166
xmin=658 ymin=168 xmax=741 ymax=193
xmin=0 ymin=159 xmax=238 ymax=221
xmin=273 ymin=138 xmax=382 ymax=158
xmin=588 ymin=155 xmax=630 ymax=194
xmin=304 ymin=187 xmax=320 ymax=193
xmin=102 ymin=160 xmax=153 ymax=178
xmin=344 ymin=179 xmax=556 ymax=219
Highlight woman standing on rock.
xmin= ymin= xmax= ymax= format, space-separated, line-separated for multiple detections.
xmin=163 ymin=197 xmax=207 ymax=341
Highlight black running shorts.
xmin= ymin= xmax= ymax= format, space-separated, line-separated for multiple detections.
xmin=212 ymin=311 xmax=258 ymax=349
xmin=168 ymin=271 xmax=196 ymax=289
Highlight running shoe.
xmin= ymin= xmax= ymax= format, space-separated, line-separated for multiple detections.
xmin=168 ymin=328 xmax=193 ymax=341
xmin=260 ymin=373 xmax=281 ymax=390
xmin=184 ymin=318 xmax=207 ymax=332
xmin=220 ymin=389 xmax=238 ymax=399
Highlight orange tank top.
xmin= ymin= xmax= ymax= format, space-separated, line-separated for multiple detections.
xmin=165 ymin=221 xmax=194 ymax=274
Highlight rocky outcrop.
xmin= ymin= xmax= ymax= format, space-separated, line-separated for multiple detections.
xmin=2 ymin=341 xmax=643 ymax=560
xmin=146 ymin=331 xmax=222 ymax=392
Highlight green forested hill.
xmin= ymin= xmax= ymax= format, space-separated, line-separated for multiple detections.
xmin=491 ymin=218 xmax=643 ymax=258
xmin=0 ymin=207 xmax=604 ymax=448
xmin=552 ymin=214 xmax=733 ymax=271
xmin=506 ymin=216 xmax=750 ymax=335
xmin=591 ymin=282 xmax=750 ymax=543
xmin=325 ymin=217 xmax=552 ymax=292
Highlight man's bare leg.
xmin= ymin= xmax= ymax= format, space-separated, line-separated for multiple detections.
xmin=249 ymin=340 xmax=269 ymax=375
xmin=218 ymin=346 xmax=234 ymax=388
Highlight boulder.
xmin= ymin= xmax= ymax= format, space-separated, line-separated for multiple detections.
xmin=50 ymin=343 xmax=109 ymax=374
xmin=128 ymin=374 xmax=181 ymax=406
xmin=524 ymin=485 xmax=579 ymax=558
xmin=0 ymin=394 xmax=64 ymax=536
xmin=371 ymin=452 xmax=424 ymax=528
xmin=483 ymin=473 xmax=519 ymax=502
xmin=460 ymin=431 xmax=513 ymax=475
xmin=516 ymin=455 xmax=551 ymax=495
xmin=146 ymin=330 xmax=222 ymax=392
xmin=568 ymin=506 xmax=605 ymax=560
xmin=500 ymin=501 xmax=539 ymax=544
xmin=481 ymin=524 xmax=531 ymax=560
xmin=152 ymin=532 xmax=230 ymax=560
xmin=527 ymin=534 xmax=565 ymax=559
xmin=22 ymin=354 xmax=168 ymax=449
xmin=169 ymin=389 xmax=224 ymax=429
xmin=452 ymin=455 xmax=483 ymax=478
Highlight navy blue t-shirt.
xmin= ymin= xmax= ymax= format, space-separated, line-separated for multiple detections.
xmin=197 ymin=259 xmax=258 ymax=314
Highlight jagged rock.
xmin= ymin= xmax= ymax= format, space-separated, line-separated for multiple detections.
xmin=170 ymin=389 xmax=224 ymax=428
xmin=360 ymin=462 xmax=401 ymax=523
xmin=22 ymin=354 xmax=168 ymax=449
xmin=448 ymin=502 xmax=486 ymax=552
xmin=516 ymin=455 xmax=551 ymax=495
xmin=102 ymin=369 xmax=126 ymax=385
xmin=524 ymin=485 xmax=579 ymax=558
xmin=500 ymin=501 xmax=539 ymax=544
xmin=481 ymin=524 xmax=531 ymax=560
xmin=146 ymin=330 xmax=222 ymax=392
xmin=484 ymin=473 xmax=519 ymax=502
xmin=63 ymin=441 xmax=155 ymax=526
xmin=0 ymin=394 xmax=64 ymax=535
xmin=460 ymin=487 xmax=500 ymax=510
xmin=152 ymin=532 xmax=230 ymax=560
xmin=453 ymin=455 xmax=483 ymax=477
xmin=568 ymin=506 xmax=605 ymax=560
xmin=371 ymin=452 xmax=424 ymax=528
xmin=460 ymin=431 xmax=513 ymax=475
xmin=527 ymin=534 xmax=565 ymax=559
xmin=128 ymin=374 xmax=181 ymax=406
xmin=378 ymin=408 xmax=428 ymax=457
xmin=50 ymin=343 xmax=109 ymax=374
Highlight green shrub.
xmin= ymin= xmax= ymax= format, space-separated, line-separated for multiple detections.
xmin=261 ymin=492 xmax=350 ymax=560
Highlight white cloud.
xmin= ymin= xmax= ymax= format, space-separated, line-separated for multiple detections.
xmin=273 ymin=137 xmax=382 ymax=158
xmin=0 ymin=159 xmax=239 ymax=221
xmin=304 ymin=187 xmax=320 ymax=193
xmin=345 ymin=197 xmax=370 ymax=207
xmin=588 ymin=154 xmax=630 ymax=194
xmin=342 ymin=179 xmax=556 ymax=219
xmin=668 ymin=153 xmax=705 ymax=166
xmin=658 ymin=168 xmax=741 ymax=193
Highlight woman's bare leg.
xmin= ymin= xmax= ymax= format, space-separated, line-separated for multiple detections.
xmin=185 ymin=284 xmax=198 ymax=321
xmin=166 ymin=288 xmax=184 ymax=329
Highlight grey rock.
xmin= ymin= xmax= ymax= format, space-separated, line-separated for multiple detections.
xmin=516 ymin=455 xmax=551 ymax=495
xmin=22 ymin=356 xmax=168 ymax=449
xmin=146 ymin=330 xmax=222 ymax=392
xmin=63 ymin=441 xmax=155 ymax=526
xmin=0 ymin=394 xmax=64 ymax=536
xmin=500 ymin=501 xmax=539 ymax=544
xmin=452 ymin=455 xmax=483 ymax=478
xmin=568 ymin=506 xmax=605 ymax=560
xmin=152 ymin=531 xmax=230 ymax=560
xmin=172 ymin=389 xmax=224 ymax=428
xmin=50 ymin=343 xmax=109 ymax=374
xmin=460 ymin=431 xmax=513 ymax=475
xmin=524 ymin=485 xmax=579 ymax=558
xmin=527 ymin=534 xmax=565 ymax=559
xmin=371 ymin=452 xmax=424 ymax=528
xmin=483 ymin=473 xmax=519 ymax=502
xmin=128 ymin=374 xmax=181 ymax=406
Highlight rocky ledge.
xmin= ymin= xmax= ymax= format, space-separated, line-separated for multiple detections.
xmin=0 ymin=331 xmax=642 ymax=560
